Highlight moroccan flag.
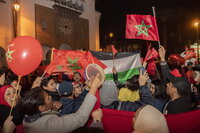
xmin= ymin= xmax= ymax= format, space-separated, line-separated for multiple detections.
xmin=126 ymin=14 xmax=159 ymax=41
xmin=91 ymin=51 xmax=142 ymax=83
xmin=45 ymin=49 xmax=107 ymax=76
xmin=184 ymin=51 xmax=196 ymax=59
xmin=144 ymin=47 xmax=159 ymax=62
xmin=111 ymin=45 xmax=118 ymax=56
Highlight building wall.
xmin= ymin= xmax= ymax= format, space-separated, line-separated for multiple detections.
xmin=95 ymin=11 xmax=101 ymax=51
xmin=0 ymin=0 xmax=13 ymax=49
xmin=0 ymin=0 xmax=100 ymax=50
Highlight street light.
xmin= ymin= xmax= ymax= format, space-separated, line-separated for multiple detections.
xmin=194 ymin=20 xmax=199 ymax=63
xmin=13 ymin=0 xmax=20 ymax=37
xmin=105 ymin=32 xmax=114 ymax=46
xmin=109 ymin=32 xmax=114 ymax=38
xmin=13 ymin=2 xmax=20 ymax=12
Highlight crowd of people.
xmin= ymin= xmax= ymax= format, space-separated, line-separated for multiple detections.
xmin=0 ymin=45 xmax=200 ymax=133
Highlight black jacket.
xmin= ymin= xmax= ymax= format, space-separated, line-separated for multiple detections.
xmin=163 ymin=96 xmax=192 ymax=114
xmin=0 ymin=104 xmax=24 ymax=127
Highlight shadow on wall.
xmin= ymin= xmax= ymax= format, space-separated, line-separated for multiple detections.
xmin=0 ymin=47 xmax=7 ymax=69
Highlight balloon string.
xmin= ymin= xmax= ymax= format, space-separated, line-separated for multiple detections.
xmin=9 ymin=75 xmax=22 ymax=116
xmin=41 ymin=71 xmax=46 ymax=78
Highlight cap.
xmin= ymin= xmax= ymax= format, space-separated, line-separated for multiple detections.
xmin=167 ymin=75 xmax=191 ymax=96
xmin=58 ymin=81 xmax=73 ymax=96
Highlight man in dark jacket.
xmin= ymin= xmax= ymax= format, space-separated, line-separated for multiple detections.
xmin=159 ymin=45 xmax=192 ymax=114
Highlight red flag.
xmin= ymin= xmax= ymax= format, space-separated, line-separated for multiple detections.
xmin=45 ymin=49 xmax=107 ymax=76
xmin=111 ymin=45 xmax=118 ymax=56
xmin=184 ymin=51 xmax=196 ymax=59
xmin=144 ymin=47 xmax=159 ymax=62
xmin=170 ymin=69 xmax=182 ymax=77
xmin=144 ymin=48 xmax=152 ymax=62
xmin=151 ymin=48 xmax=159 ymax=59
xmin=147 ymin=61 xmax=156 ymax=75
xmin=126 ymin=14 xmax=159 ymax=41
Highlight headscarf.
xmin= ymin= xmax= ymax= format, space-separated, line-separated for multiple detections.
xmin=0 ymin=85 xmax=13 ymax=107
xmin=133 ymin=105 xmax=169 ymax=133
xmin=99 ymin=80 xmax=118 ymax=106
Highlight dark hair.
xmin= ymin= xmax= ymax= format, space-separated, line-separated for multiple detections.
xmin=0 ymin=69 xmax=5 ymax=76
xmin=18 ymin=87 xmax=45 ymax=115
xmin=72 ymin=127 xmax=105 ymax=133
xmin=151 ymin=80 xmax=170 ymax=101
xmin=6 ymin=73 xmax=18 ymax=85
xmin=74 ymin=72 xmax=81 ymax=77
xmin=40 ymin=77 xmax=53 ymax=88
xmin=126 ymin=75 xmax=140 ymax=91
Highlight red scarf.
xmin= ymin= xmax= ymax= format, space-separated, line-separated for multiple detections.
xmin=0 ymin=85 xmax=13 ymax=107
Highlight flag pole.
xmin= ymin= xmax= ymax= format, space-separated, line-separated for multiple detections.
xmin=9 ymin=75 xmax=22 ymax=116
xmin=152 ymin=6 xmax=161 ymax=48
xmin=112 ymin=53 xmax=115 ymax=67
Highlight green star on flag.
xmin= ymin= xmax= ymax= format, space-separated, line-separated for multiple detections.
xmin=135 ymin=20 xmax=152 ymax=36
xmin=67 ymin=57 xmax=82 ymax=71
xmin=6 ymin=48 xmax=15 ymax=62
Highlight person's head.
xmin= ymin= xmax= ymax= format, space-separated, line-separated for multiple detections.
xmin=0 ymin=85 xmax=17 ymax=107
xmin=73 ymin=72 xmax=81 ymax=82
xmin=100 ymin=81 xmax=118 ymax=106
xmin=166 ymin=76 xmax=191 ymax=99
xmin=41 ymin=77 xmax=57 ymax=92
xmin=0 ymin=69 xmax=5 ymax=86
xmin=58 ymin=81 xmax=73 ymax=97
xmin=73 ymin=82 xmax=83 ymax=98
xmin=125 ymin=75 xmax=140 ymax=91
xmin=19 ymin=87 xmax=53 ymax=116
xmin=150 ymin=80 xmax=169 ymax=100
xmin=193 ymin=71 xmax=200 ymax=83
xmin=132 ymin=105 xmax=169 ymax=133
xmin=192 ymin=64 xmax=200 ymax=82
xmin=6 ymin=74 xmax=20 ymax=89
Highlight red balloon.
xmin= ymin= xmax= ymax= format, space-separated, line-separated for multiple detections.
xmin=6 ymin=36 xmax=43 ymax=76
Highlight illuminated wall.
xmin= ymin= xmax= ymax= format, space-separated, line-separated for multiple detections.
xmin=0 ymin=0 xmax=100 ymax=51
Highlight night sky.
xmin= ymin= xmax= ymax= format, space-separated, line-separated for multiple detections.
xmin=95 ymin=0 xmax=200 ymax=55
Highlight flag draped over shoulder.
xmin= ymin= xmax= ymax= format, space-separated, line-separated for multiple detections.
xmin=90 ymin=51 xmax=142 ymax=83
xmin=126 ymin=14 xmax=159 ymax=41
xmin=45 ymin=49 xmax=107 ymax=76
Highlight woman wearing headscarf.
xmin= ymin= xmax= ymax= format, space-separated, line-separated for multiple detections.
xmin=0 ymin=85 xmax=24 ymax=133
xmin=132 ymin=105 xmax=169 ymax=133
